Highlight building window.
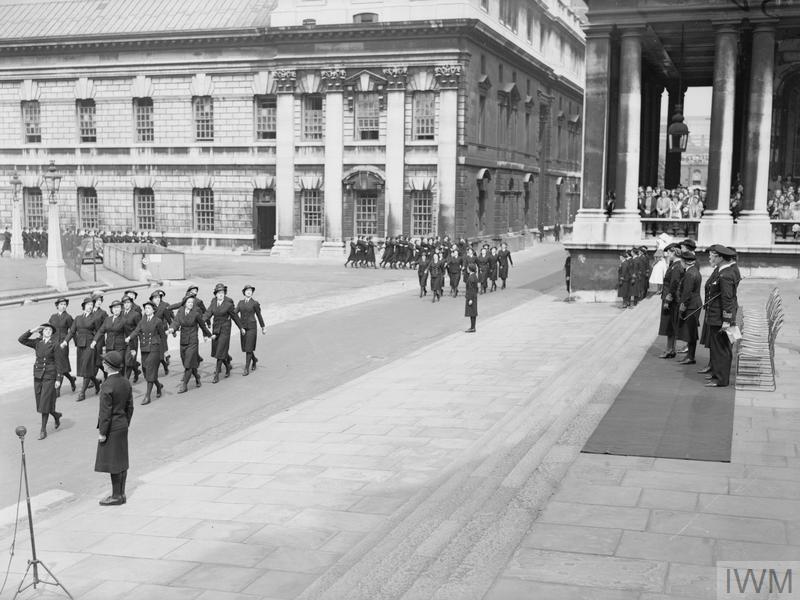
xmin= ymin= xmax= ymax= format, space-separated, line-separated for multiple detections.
xmin=193 ymin=188 xmax=214 ymax=231
xmin=540 ymin=25 xmax=547 ymax=51
xmin=481 ymin=0 xmax=489 ymax=10
xmin=478 ymin=96 xmax=486 ymax=144
xmin=499 ymin=64 xmax=504 ymax=83
xmin=134 ymin=188 xmax=156 ymax=230
xmin=413 ymin=92 xmax=435 ymax=140
xmin=500 ymin=0 xmax=518 ymax=31
xmin=356 ymin=93 xmax=380 ymax=140
xmin=78 ymin=188 xmax=99 ymax=229
xmin=193 ymin=96 xmax=214 ymax=141
xmin=77 ymin=99 xmax=96 ymax=143
xmin=526 ymin=10 xmax=534 ymax=43
xmin=301 ymin=189 xmax=323 ymax=234
xmin=411 ymin=190 xmax=433 ymax=237
xmin=134 ymin=98 xmax=154 ymax=143
xmin=23 ymin=187 xmax=45 ymax=228
xmin=692 ymin=170 xmax=702 ymax=186
xmin=480 ymin=54 xmax=487 ymax=73
xmin=510 ymin=107 xmax=517 ymax=148
xmin=255 ymin=95 xmax=277 ymax=140
xmin=353 ymin=12 xmax=378 ymax=23
xmin=525 ymin=112 xmax=531 ymax=152
xmin=302 ymin=94 xmax=324 ymax=140
xmin=498 ymin=102 xmax=507 ymax=146
xmin=21 ymin=101 xmax=41 ymax=143
xmin=355 ymin=192 xmax=378 ymax=236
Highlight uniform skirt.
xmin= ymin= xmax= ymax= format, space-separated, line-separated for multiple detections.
xmin=499 ymin=263 xmax=509 ymax=280
xmin=180 ymin=341 xmax=202 ymax=369
xmin=210 ymin=322 xmax=232 ymax=359
xmin=431 ymin=273 xmax=444 ymax=292
xmin=76 ymin=346 xmax=97 ymax=378
xmin=240 ymin=327 xmax=258 ymax=352
xmin=699 ymin=314 xmax=711 ymax=348
xmin=465 ymin=296 xmax=478 ymax=318
xmin=658 ymin=303 xmax=678 ymax=337
xmin=54 ymin=344 xmax=72 ymax=375
xmin=448 ymin=270 xmax=461 ymax=289
xmin=94 ymin=426 xmax=129 ymax=473
xmin=417 ymin=270 xmax=429 ymax=288
xmin=140 ymin=350 xmax=162 ymax=382
xmin=33 ymin=376 xmax=57 ymax=414
xmin=677 ymin=311 xmax=699 ymax=343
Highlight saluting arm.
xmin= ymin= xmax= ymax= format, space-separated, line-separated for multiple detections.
xmin=18 ymin=329 xmax=37 ymax=349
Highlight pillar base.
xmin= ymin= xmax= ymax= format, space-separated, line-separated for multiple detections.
xmin=269 ymin=239 xmax=294 ymax=257
xmin=46 ymin=258 xmax=69 ymax=292
xmin=698 ymin=211 xmax=735 ymax=246
xmin=572 ymin=209 xmax=642 ymax=246
xmin=733 ymin=212 xmax=773 ymax=246
xmin=318 ymin=241 xmax=345 ymax=259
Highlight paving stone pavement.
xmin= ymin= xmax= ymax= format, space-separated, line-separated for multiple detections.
xmin=3 ymin=277 xmax=798 ymax=600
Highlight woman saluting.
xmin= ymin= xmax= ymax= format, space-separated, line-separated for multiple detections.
xmin=236 ymin=285 xmax=266 ymax=376
xmin=168 ymin=295 xmax=212 ymax=394
xmin=19 ymin=322 xmax=62 ymax=439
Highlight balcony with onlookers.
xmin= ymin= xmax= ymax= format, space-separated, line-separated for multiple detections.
xmin=638 ymin=185 xmax=704 ymax=239
xmin=768 ymin=180 xmax=800 ymax=243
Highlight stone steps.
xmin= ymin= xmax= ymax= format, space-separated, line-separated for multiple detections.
xmin=297 ymin=299 xmax=658 ymax=600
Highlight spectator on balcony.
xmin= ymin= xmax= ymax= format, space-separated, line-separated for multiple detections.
xmin=780 ymin=200 xmax=793 ymax=220
xmin=687 ymin=192 xmax=704 ymax=219
xmin=791 ymin=196 xmax=800 ymax=220
xmin=656 ymin=190 xmax=671 ymax=218
xmin=639 ymin=186 xmax=656 ymax=217
xmin=730 ymin=190 xmax=743 ymax=223
xmin=668 ymin=192 xmax=683 ymax=219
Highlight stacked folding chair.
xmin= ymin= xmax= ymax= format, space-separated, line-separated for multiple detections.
xmin=735 ymin=287 xmax=783 ymax=391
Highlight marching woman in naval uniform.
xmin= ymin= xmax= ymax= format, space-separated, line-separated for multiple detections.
xmin=125 ymin=301 xmax=167 ymax=404
xmin=95 ymin=350 xmax=134 ymax=506
xmin=497 ymin=242 xmax=513 ymax=289
xmin=64 ymin=296 xmax=101 ymax=401
xmin=429 ymin=251 xmax=445 ymax=302
xmin=19 ymin=323 xmax=62 ymax=440
xmin=236 ymin=285 xmax=266 ymax=376
xmin=49 ymin=297 xmax=77 ymax=395
xmin=203 ymin=283 xmax=242 ymax=383
xmin=417 ymin=251 xmax=430 ymax=298
xmin=90 ymin=291 xmax=108 ymax=380
xmin=464 ymin=263 xmax=479 ymax=333
xmin=150 ymin=289 xmax=173 ymax=375
xmin=91 ymin=299 xmax=127 ymax=370
xmin=168 ymin=295 xmax=212 ymax=393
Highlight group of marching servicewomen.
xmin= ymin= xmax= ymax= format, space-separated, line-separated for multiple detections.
xmin=20 ymin=282 xmax=267 ymax=440
xmin=416 ymin=241 xmax=513 ymax=301
xmin=657 ymin=238 xmax=741 ymax=388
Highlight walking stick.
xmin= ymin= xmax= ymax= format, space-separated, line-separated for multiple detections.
xmin=679 ymin=293 xmax=721 ymax=321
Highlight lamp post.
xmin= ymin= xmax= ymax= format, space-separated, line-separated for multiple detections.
xmin=9 ymin=170 xmax=24 ymax=259
xmin=43 ymin=161 xmax=67 ymax=292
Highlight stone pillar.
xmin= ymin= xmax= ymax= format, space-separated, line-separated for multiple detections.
xmin=435 ymin=64 xmax=461 ymax=237
xmin=46 ymin=195 xmax=68 ymax=291
xmin=320 ymin=69 xmax=346 ymax=257
xmin=739 ymin=22 xmax=776 ymax=246
xmin=573 ymin=26 xmax=613 ymax=242
xmin=272 ymin=69 xmax=297 ymax=256
xmin=10 ymin=191 xmax=23 ymax=259
xmin=383 ymin=66 xmax=408 ymax=237
xmin=664 ymin=85 xmax=686 ymax=188
xmin=700 ymin=24 xmax=738 ymax=246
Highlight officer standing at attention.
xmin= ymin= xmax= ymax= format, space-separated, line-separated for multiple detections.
xmin=19 ymin=323 xmax=62 ymax=439
xmin=464 ymin=263 xmax=479 ymax=333
xmin=95 ymin=351 xmax=133 ymax=506
xmin=675 ymin=250 xmax=702 ymax=365
xmin=702 ymin=244 xmax=740 ymax=387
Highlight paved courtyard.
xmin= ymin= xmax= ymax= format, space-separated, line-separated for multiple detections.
xmin=1 ymin=254 xmax=798 ymax=599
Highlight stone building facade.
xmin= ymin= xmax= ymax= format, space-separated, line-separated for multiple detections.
xmin=0 ymin=0 xmax=584 ymax=255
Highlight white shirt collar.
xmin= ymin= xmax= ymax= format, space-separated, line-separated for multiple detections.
xmin=718 ymin=261 xmax=736 ymax=272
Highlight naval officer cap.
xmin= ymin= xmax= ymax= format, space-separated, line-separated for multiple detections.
xmin=680 ymin=239 xmax=697 ymax=250
xmin=708 ymin=244 xmax=736 ymax=258
xmin=681 ymin=250 xmax=696 ymax=261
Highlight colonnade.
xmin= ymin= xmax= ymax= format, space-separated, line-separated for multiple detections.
xmin=574 ymin=20 xmax=776 ymax=246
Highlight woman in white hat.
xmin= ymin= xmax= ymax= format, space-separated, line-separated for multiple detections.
xmin=19 ymin=322 xmax=62 ymax=439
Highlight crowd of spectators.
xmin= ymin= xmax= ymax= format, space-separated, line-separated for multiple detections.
xmin=768 ymin=180 xmax=800 ymax=221
xmin=637 ymin=185 xmax=706 ymax=220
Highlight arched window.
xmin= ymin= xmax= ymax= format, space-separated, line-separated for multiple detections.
xmin=353 ymin=12 xmax=378 ymax=23
xmin=691 ymin=169 xmax=702 ymax=186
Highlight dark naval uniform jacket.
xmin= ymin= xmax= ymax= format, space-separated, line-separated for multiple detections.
xmin=18 ymin=329 xmax=58 ymax=414
xmin=236 ymin=298 xmax=265 ymax=353
xmin=203 ymin=297 xmax=242 ymax=360
xmin=94 ymin=373 xmax=134 ymax=474
xmin=94 ymin=314 xmax=128 ymax=352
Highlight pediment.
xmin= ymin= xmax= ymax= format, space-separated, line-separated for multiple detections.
xmin=346 ymin=69 xmax=388 ymax=92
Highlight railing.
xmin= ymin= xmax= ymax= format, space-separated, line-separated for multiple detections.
xmin=771 ymin=220 xmax=800 ymax=243
xmin=640 ymin=218 xmax=700 ymax=240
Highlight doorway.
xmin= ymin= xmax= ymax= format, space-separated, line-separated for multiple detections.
xmin=253 ymin=189 xmax=276 ymax=249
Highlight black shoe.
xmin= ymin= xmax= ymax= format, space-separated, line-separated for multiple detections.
xmin=705 ymin=375 xmax=716 ymax=380
xmin=94 ymin=379 xmax=101 ymax=395
xmin=465 ymin=328 xmax=475 ymax=333
xmin=165 ymin=355 xmax=170 ymax=366
xmin=53 ymin=412 xmax=62 ymax=429
xmin=243 ymin=367 xmax=249 ymax=376
xmin=195 ymin=379 xmax=202 ymax=388
xmin=658 ymin=352 xmax=676 ymax=359
xmin=251 ymin=357 xmax=258 ymax=371
xmin=70 ymin=378 xmax=76 ymax=392
xmin=697 ymin=367 xmax=712 ymax=374
xmin=677 ymin=358 xmax=696 ymax=365
xmin=133 ymin=370 xmax=140 ymax=384
xmin=99 ymin=495 xmax=124 ymax=506
xmin=704 ymin=382 xmax=723 ymax=388
xmin=163 ymin=364 xmax=169 ymax=376
xmin=224 ymin=366 xmax=231 ymax=378
xmin=156 ymin=384 xmax=162 ymax=398
xmin=141 ymin=396 xmax=151 ymax=405
xmin=77 ymin=392 xmax=85 ymax=402
xmin=38 ymin=429 xmax=47 ymax=440
xmin=177 ymin=383 xmax=188 ymax=394
xmin=212 ymin=373 xmax=219 ymax=384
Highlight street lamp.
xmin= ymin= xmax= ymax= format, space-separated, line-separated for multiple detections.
xmin=9 ymin=170 xmax=24 ymax=259
xmin=42 ymin=161 xmax=67 ymax=291
xmin=667 ymin=107 xmax=689 ymax=153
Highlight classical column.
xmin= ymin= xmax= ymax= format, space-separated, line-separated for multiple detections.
xmin=615 ymin=28 xmax=643 ymax=213
xmin=435 ymin=64 xmax=461 ymax=237
xmin=383 ymin=66 xmax=408 ymax=237
xmin=700 ymin=24 xmax=738 ymax=245
xmin=664 ymin=85 xmax=686 ymax=188
xmin=320 ymin=69 xmax=346 ymax=255
xmin=272 ymin=69 xmax=297 ymax=256
xmin=740 ymin=22 xmax=776 ymax=245
xmin=574 ymin=26 xmax=612 ymax=238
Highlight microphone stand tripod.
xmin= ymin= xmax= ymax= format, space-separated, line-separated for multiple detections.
xmin=13 ymin=426 xmax=73 ymax=599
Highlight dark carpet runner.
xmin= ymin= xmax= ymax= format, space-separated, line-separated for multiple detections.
xmin=582 ymin=338 xmax=735 ymax=462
